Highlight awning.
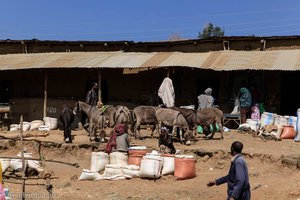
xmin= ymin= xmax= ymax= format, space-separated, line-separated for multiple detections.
xmin=0 ymin=49 xmax=300 ymax=71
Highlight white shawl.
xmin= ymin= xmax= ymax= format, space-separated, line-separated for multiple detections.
xmin=158 ymin=77 xmax=175 ymax=107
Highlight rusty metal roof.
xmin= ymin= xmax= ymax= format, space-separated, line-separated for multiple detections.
xmin=1 ymin=50 xmax=300 ymax=71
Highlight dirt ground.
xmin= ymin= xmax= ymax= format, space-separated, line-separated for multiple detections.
xmin=1 ymin=128 xmax=300 ymax=200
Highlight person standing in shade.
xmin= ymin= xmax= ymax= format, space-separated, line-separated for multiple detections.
xmin=82 ymin=82 xmax=99 ymax=128
xmin=207 ymin=141 xmax=251 ymax=200
xmin=197 ymin=87 xmax=214 ymax=110
xmin=239 ymin=83 xmax=252 ymax=123
xmin=86 ymin=82 xmax=99 ymax=106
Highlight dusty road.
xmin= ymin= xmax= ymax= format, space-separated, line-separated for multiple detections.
xmin=0 ymin=129 xmax=300 ymax=200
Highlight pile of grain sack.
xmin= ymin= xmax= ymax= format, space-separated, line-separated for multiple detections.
xmin=239 ymin=108 xmax=300 ymax=141
xmin=9 ymin=117 xmax=57 ymax=132
xmin=0 ymin=152 xmax=44 ymax=176
xmin=78 ymin=146 xmax=196 ymax=181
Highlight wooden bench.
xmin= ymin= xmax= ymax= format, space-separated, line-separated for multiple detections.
xmin=223 ymin=113 xmax=241 ymax=127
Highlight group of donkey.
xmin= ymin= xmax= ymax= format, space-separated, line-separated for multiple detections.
xmin=60 ymin=101 xmax=224 ymax=144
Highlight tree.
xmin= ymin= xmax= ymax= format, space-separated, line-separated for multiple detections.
xmin=198 ymin=23 xmax=224 ymax=39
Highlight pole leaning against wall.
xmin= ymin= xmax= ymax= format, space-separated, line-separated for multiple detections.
xmin=98 ymin=69 xmax=102 ymax=103
xmin=43 ymin=70 xmax=48 ymax=119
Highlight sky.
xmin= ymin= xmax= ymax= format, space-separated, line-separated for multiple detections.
xmin=1 ymin=0 xmax=300 ymax=42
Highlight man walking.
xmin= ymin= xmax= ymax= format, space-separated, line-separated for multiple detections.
xmin=207 ymin=141 xmax=251 ymax=200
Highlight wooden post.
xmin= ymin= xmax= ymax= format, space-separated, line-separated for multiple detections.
xmin=43 ymin=71 xmax=48 ymax=119
xmin=20 ymin=115 xmax=26 ymax=200
xmin=98 ymin=69 xmax=102 ymax=103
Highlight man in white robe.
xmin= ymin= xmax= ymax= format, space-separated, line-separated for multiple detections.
xmin=158 ymin=77 xmax=175 ymax=107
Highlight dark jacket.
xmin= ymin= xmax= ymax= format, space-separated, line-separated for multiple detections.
xmin=239 ymin=87 xmax=252 ymax=108
xmin=158 ymin=134 xmax=176 ymax=154
xmin=216 ymin=154 xmax=251 ymax=200
xmin=85 ymin=89 xmax=98 ymax=106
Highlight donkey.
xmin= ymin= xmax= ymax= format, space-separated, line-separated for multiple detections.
xmin=74 ymin=101 xmax=106 ymax=142
xmin=131 ymin=106 xmax=158 ymax=139
xmin=156 ymin=107 xmax=193 ymax=145
xmin=114 ymin=105 xmax=132 ymax=131
xmin=196 ymin=108 xmax=224 ymax=140
xmin=59 ymin=104 xmax=75 ymax=143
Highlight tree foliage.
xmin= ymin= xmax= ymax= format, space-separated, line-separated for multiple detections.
xmin=198 ymin=23 xmax=225 ymax=39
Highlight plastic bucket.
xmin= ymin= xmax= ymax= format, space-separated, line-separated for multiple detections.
xmin=281 ymin=126 xmax=296 ymax=139
xmin=128 ymin=146 xmax=148 ymax=156
xmin=174 ymin=156 xmax=196 ymax=180
xmin=128 ymin=155 xmax=143 ymax=166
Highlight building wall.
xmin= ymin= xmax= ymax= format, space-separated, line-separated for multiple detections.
xmin=0 ymin=68 xmax=294 ymax=122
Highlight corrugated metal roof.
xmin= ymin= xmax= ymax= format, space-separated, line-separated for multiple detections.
xmin=1 ymin=49 xmax=300 ymax=71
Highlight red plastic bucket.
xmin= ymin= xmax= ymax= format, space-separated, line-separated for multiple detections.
xmin=174 ymin=156 xmax=196 ymax=180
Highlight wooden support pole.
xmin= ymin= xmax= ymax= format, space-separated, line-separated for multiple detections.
xmin=98 ymin=69 xmax=102 ymax=103
xmin=3 ymin=174 xmax=59 ymax=180
xmin=20 ymin=115 xmax=26 ymax=200
xmin=43 ymin=71 xmax=48 ymax=119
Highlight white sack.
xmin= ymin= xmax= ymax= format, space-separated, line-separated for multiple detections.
xmin=90 ymin=152 xmax=109 ymax=172
xmin=78 ymin=169 xmax=101 ymax=181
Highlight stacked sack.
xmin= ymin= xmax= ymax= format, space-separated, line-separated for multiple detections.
xmin=294 ymin=108 xmax=300 ymax=142
xmin=257 ymin=112 xmax=298 ymax=140
xmin=78 ymin=149 xmax=197 ymax=181
xmin=78 ymin=152 xmax=109 ymax=181
xmin=79 ymin=151 xmax=137 ymax=181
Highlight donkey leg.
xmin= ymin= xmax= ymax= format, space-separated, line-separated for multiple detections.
xmin=63 ymin=129 xmax=69 ymax=143
xmin=151 ymin=123 xmax=157 ymax=138
xmin=67 ymin=126 xmax=72 ymax=143
xmin=134 ymin=121 xmax=141 ymax=139
xmin=218 ymin=122 xmax=224 ymax=140
xmin=179 ymin=128 xmax=184 ymax=144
